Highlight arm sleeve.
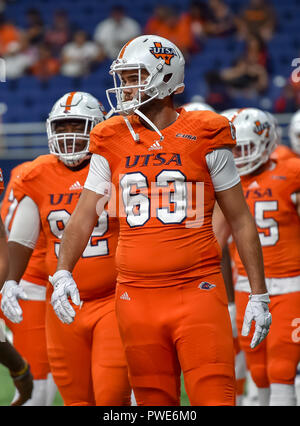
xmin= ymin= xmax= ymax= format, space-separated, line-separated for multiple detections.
xmin=8 ymin=196 xmax=40 ymax=249
xmin=206 ymin=148 xmax=240 ymax=192
xmin=84 ymin=153 xmax=112 ymax=197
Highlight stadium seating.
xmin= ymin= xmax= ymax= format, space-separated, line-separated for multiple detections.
xmin=0 ymin=0 xmax=299 ymax=122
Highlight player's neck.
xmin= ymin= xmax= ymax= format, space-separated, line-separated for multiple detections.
xmin=137 ymin=98 xmax=178 ymax=131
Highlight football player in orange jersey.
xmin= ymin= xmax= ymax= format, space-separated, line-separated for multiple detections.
xmin=0 ymin=92 xmax=131 ymax=406
xmin=0 ymin=162 xmax=58 ymax=406
xmin=214 ymin=107 xmax=300 ymax=406
xmin=50 ymin=35 xmax=271 ymax=406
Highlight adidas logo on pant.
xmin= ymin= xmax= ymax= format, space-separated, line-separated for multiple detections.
xmin=120 ymin=292 xmax=131 ymax=301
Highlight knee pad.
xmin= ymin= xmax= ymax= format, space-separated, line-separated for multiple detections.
xmin=250 ymin=363 xmax=269 ymax=388
xmin=268 ymin=359 xmax=297 ymax=385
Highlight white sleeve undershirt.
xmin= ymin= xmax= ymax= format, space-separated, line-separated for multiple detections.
xmin=84 ymin=154 xmax=112 ymax=197
xmin=206 ymin=148 xmax=240 ymax=192
xmin=8 ymin=196 xmax=40 ymax=249
xmin=84 ymin=149 xmax=240 ymax=195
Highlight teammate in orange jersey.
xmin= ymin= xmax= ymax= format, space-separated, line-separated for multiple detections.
xmin=0 ymin=92 xmax=131 ymax=406
xmin=0 ymin=162 xmax=57 ymax=406
xmin=214 ymin=107 xmax=300 ymax=406
xmin=51 ymin=35 xmax=271 ymax=406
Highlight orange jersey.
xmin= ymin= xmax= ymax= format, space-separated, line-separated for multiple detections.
xmin=13 ymin=155 xmax=119 ymax=300
xmin=234 ymin=158 xmax=300 ymax=278
xmin=0 ymin=168 xmax=4 ymax=194
xmin=0 ymin=162 xmax=48 ymax=286
xmin=89 ymin=108 xmax=236 ymax=286
xmin=271 ymin=144 xmax=297 ymax=161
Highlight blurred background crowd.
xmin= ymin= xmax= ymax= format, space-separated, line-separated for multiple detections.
xmin=0 ymin=0 xmax=299 ymax=124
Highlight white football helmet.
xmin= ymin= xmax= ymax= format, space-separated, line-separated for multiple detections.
xmin=183 ymin=102 xmax=215 ymax=112
xmin=232 ymin=108 xmax=276 ymax=176
xmin=47 ymin=92 xmax=106 ymax=167
xmin=106 ymin=35 xmax=185 ymax=142
xmin=288 ymin=110 xmax=300 ymax=155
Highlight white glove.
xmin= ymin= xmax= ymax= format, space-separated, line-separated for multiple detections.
xmin=0 ymin=280 xmax=28 ymax=323
xmin=49 ymin=270 xmax=81 ymax=324
xmin=228 ymin=302 xmax=238 ymax=338
xmin=242 ymin=292 xmax=272 ymax=349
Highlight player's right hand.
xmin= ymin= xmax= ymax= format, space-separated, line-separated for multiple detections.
xmin=49 ymin=270 xmax=81 ymax=324
xmin=0 ymin=280 xmax=28 ymax=323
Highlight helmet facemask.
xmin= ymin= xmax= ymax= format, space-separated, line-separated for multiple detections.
xmin=106 ymin=63 xmax=158 ymax=116
xmin=106 ymin=60 xmax=172 ymax=115
xmin=233 ymin=136 xmax=276 ymax=176
xmin=47 ymin=116 xmax=97 ymax=167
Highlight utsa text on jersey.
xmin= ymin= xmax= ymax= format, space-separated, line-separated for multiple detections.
xmin=125 ymin=153 xmax=182 ymax=168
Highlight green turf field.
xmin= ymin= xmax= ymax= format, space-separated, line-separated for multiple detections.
xmin=0 ymin=364 xmax=190 ymax=406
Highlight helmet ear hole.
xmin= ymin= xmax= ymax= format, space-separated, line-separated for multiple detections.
xmin=163 ymin=73 xmax=173 ymax=83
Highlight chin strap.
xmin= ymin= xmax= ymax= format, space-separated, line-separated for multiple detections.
xmin=122 ymin=108 xmax=165 ymax=143
xmin=135 ymin=109 xmax=164 ymax=142
xmin=123 ymin=116 xmax=140 ymax=142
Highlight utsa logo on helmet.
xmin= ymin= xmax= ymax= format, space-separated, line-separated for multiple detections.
xmin=149 ymin=42 xmax=177 ymax=65
xmin=254 ymin=120 xmax=270 ymax=137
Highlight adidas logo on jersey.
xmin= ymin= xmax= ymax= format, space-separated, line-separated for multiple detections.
xmin=69 ymin=181 xmax=83 ymax=191
xmin=148 ymin=141 xmax=163 ymax=151
xmin=120 ymin=292 xmax=131 ymax=301
xmin=248 ymin=181 xmax=260 ymax=189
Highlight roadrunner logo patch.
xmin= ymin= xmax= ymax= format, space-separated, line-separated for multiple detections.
xmin=198 ymin=282 xmax=216 ymax=290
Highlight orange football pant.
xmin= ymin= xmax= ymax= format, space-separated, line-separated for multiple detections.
xmin=115 ymin=273 xmax=236 ymax=406
xmin=0 ymin=296 xmax=50 ymax=380
xmin=235 ymin=291 xmax=300 ymax=387
xmin=46 ymin=288 xmax=131 ymax=406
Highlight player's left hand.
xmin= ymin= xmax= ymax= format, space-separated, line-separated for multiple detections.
xmin=242 ymin=292 xmax=272 ymax=349
xmin=49 ymin=270 xmax=81 ymax=324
